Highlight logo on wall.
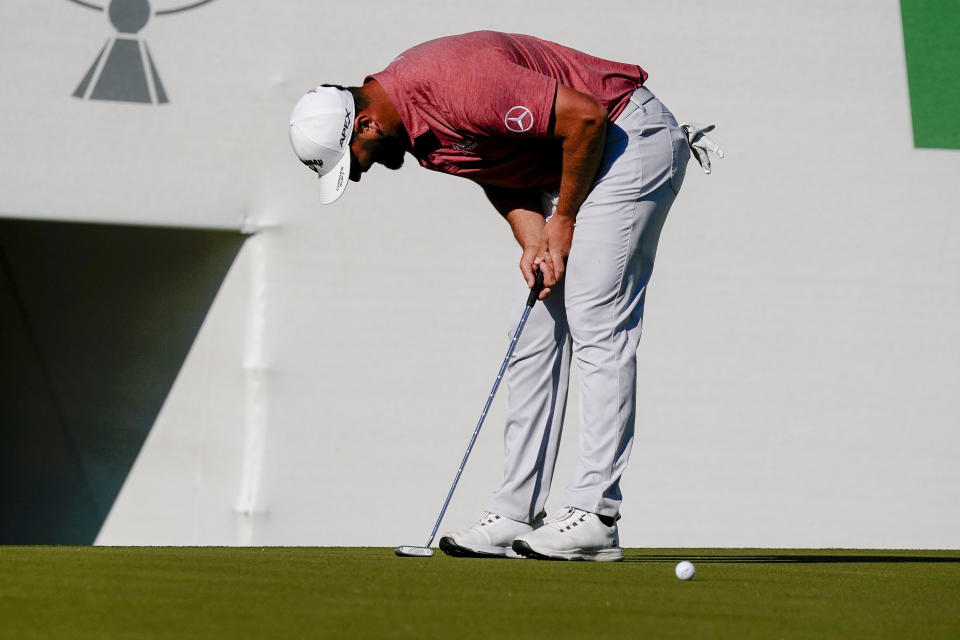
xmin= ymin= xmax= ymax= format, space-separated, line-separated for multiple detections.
xmin=67 ymin=0 xmax=218 ymax=105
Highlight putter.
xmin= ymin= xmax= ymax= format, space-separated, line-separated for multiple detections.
xmin=396 ymin=269 xmax=545 ymax=557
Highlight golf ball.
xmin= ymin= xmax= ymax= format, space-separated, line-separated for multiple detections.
xmin=675 ymin=560 xmax=696 ymax=580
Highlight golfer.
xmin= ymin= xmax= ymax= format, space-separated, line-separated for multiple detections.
xmin=289 ymin=31 xmax=721 ymax=561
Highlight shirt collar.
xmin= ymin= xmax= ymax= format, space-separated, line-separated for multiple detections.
xmin=365 ymin=72 xmax=430 ymax=147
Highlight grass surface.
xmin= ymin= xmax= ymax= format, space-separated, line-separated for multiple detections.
xmin=1 ymin=547 xmax=958 ymax=639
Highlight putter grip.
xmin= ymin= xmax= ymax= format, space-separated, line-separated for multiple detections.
xmin=525 ymin=269 xmax=545 ymax=307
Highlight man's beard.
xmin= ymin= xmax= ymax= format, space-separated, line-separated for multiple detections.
xmin=375 ymin=135 xmax=407 ymax=170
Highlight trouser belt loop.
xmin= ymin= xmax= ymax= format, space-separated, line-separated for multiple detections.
xmin=615 ymin=86 xmax=655 ymax=122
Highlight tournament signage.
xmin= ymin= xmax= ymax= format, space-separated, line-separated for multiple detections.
xmin=66 ymin=0 xmax=218 ymax=104
xmin=900 ymin=0 xmax=959 ymax=150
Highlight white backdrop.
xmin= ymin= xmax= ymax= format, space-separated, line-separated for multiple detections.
xmin=1 ymin=0 xmax=957 ymax=548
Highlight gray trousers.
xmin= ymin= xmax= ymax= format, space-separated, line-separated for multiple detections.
xmin=487 ymin=88 xmax=690 ymax=522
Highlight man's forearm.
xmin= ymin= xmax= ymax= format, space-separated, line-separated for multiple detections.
xmin=504 ymin=208 xmax=546 ymax=249
xmin=554 ymin=120 xmax=606 ymax=221
xmin=482 ymin=185 xmax=544 ymax=248
xmin=526 ymin=85 xmax=608 ymax=292
xmin=482 ymin=185 xmax=540 ymax=218
xmin=482 ymin=184 xmax=546 ymax=290
xmin=552 ymin=89 xmax=607 ymax=222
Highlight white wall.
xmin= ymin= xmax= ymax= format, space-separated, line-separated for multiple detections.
xmin=2 ymin=0 xmax=957 ymax=548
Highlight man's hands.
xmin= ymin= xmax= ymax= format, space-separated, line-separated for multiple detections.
xmin=531 ymin=215 xmax=574 ymax=299
xmin=508 ymin=210 xmax=573 ymax=301
xmin=485 ymin=187 xmax=569 ymax=301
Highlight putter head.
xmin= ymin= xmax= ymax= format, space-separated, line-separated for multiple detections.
xmin=395 ymin=545 xmax=434 ymax=557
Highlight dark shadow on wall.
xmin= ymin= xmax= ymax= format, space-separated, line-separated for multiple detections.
xmin=0 ymin=218 xmax=246 ymax=544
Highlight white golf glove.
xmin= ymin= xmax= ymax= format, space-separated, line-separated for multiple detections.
xmin=680 ymin=122 xmax=724 ymax=174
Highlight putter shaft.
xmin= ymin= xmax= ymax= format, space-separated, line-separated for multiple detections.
xmin=421 ymin=272 xmax=544 ymax=548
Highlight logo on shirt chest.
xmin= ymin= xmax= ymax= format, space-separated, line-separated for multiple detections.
xmin=454 ymin=140 xmax=480 ymax=153
xmin=504 ymin=106 xmax=534 ymax=133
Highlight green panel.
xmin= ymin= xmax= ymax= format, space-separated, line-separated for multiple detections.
xmin=901 ymin=0 xmax=960 ymax=149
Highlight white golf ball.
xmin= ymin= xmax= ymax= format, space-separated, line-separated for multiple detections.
xmin=675 ymin=560 xmax=696 ymax=580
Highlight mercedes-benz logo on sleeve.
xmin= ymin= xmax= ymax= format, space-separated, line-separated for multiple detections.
xmin=504 ymin=106 xmax=534 ymax=133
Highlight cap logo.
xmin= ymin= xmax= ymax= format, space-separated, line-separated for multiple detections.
xmin=504 ymin=106 xmax=533 ymax=133
xmin=339 ymin=108 xmax=352 ymax=148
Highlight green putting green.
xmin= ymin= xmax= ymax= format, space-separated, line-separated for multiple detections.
xmin=1 ymin=547 xmax=958 ymax=639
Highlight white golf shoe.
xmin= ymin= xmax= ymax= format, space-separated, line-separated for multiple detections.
xmin=512 ymin=507 xmax=624 ymax=562
xmin=439 ymin=511 xmax=540 ymax=559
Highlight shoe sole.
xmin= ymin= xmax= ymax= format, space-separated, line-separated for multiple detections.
xmin=439 ymin=536 xmax=522 ymax=559
xmin=512 ymin=540 xmax=624 ymax=562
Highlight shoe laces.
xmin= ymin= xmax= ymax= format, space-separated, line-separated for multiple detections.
xmin=545 ymin=507 xmax=589 ymax=531
xmin=476 ymin=511 xmax=503 ymax=527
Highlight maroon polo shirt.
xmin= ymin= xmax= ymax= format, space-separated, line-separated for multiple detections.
xmin=368 ymin=31 xmax=647 ymax=190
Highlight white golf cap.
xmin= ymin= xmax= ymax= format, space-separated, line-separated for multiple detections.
xmin=289 ymin=86 xmax=356 ymax=204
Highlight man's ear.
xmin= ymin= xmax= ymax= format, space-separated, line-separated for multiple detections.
xmin=355 ymin=113 xmax=380 ymax=137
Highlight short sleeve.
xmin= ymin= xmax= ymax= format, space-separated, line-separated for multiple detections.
xmin=439 ymin=51 xmax=558 ymax=139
